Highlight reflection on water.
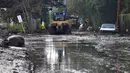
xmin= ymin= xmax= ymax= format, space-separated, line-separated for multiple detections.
xmin=45 ymin=37 xmax=64 ymax=69
xmin=27 ymin=36 xmax=130 ymax=73
xmin=32 ymin=37 xmax=99 ymax=73
xmin=44 ymin=37 xmax=67 ymax=73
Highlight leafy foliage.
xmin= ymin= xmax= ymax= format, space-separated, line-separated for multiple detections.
xmin=67 ymin=0 xmax=117 ymax=29
xmin=121 ymin=0 xmax=130 ymax=14
xmin=8 ymin=23 xmax=24 ymax=33
xmin=1 ymin=0 xmax=122 ymax=31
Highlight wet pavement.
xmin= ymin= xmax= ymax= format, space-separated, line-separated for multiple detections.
xmin=0 ymin=34 xmax=130 ymax=73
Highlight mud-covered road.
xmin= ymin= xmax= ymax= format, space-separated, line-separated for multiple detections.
xmin=0 ymin=33 xmax=130 ymax=73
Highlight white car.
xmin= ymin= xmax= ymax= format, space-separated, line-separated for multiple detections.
xmin=100 ymin=23 xmax=116 ymax=33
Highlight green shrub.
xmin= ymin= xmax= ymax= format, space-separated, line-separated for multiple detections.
xmin=120 ymin=14 xmax=130 ymax=24
xmin=8 ymin=24 xmax=25 ymax=33
xmin=120 ymin=14 xmax=130 ymax=33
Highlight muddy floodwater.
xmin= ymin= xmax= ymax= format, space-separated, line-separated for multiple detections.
xmin=1 ymin=34 xmax=130 ymax=73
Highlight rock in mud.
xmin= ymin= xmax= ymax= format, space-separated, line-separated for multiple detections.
xmin=1 ymin=35 xmax=25 ymax=48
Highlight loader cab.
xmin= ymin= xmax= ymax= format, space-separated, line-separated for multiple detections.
xmin=53 ymin=12 xmax=66 ymax=21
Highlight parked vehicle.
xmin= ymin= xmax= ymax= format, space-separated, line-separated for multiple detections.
xmin=100 ymin=23 xmax=116 ymax=34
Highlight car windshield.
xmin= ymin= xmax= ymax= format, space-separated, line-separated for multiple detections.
xmin=101 ymin=24 xmax=115 ymax=28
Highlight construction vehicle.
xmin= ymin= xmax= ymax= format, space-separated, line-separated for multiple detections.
xmin=49 ymin=12 xmax=72 ymax=34
xmin=48 ymin=1 xmax=73 ymax=35
xmin=48 ymin=11 xmax=73 ymax=34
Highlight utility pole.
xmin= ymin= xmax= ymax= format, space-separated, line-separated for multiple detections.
xmin=116 ymin=0 xmax=120 ymax=33
xmin=116 ymin=1 xmax=120 ymax=73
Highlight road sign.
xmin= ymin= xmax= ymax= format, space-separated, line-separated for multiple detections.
xmin=17 ymin=15 xmax=23 ymax=23
xmin=17 ymin=15 xmax=25 ymax=33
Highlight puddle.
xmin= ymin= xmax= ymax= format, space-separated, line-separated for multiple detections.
xmin=26 ymin=35 xmax=130 ymax=73
xmin=1 ymin=35 xmax=130 ymax=73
